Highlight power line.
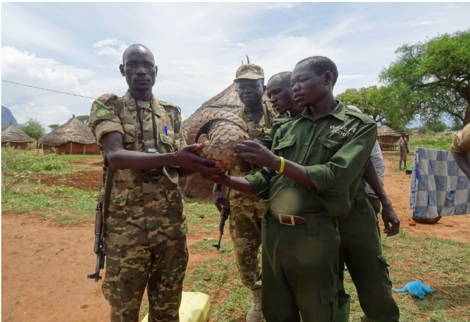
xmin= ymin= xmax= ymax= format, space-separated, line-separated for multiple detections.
xmin=1 ymin=79 xmax=96 ymax=99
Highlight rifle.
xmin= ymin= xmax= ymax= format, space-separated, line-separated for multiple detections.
xmin=87 ymin=200 xmax=106 ymax=282
xmin=213 ymin=190 xmax=230 ymax=251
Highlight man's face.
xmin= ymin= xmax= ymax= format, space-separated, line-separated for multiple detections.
xmin=120 ymin=47 xmax=157 ymax=92
xmin=291 ymin=62 xmax=327 ymax=108
xmin=267 ymin=77 xmax=294 ymax=115
xmin=236 ymin=79 xmax=264 ymax=107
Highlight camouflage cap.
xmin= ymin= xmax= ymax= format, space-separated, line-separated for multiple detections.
xmin=234 ymin=64 xmax=264 ymax=82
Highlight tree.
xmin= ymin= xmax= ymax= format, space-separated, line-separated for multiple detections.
xmin=379 ymin=30 xmax=470 ymax=125
xmin=336 ymin=85 xmax=414 ymax=130
xmin=19 ymin=118 xmax=45 ymax=140
xmin=423 ymin=120 xmax=447 ymax=133
xmin=76 ymin=115 xmax=89 ymax=125
xmin=336 ymin=86 xmax=387 ymax=123
xmin=48 ymin=124 xmax=59 ymax=131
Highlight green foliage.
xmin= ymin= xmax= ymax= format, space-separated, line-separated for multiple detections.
xmin=19 ymin=118 xmax=45 ymax=140
xmin=1 ymin=146 xmax=71 ymax=174
xmin=76 ymin=115 xmax=89 ymax=125
xmin=451 ymin=118 xmax=464 ymax=131
xmin=423 ymin=119 xmax=447 ymax=133
xmin=380 ymin=30 xmax=470 ymax=125
xmin=336 ymin=85 xmax=414 ymax=130
xmin=336 ymin=86 xmax=393 ymax=124
xmin=48 ymin=124 xmax=59 ymax=131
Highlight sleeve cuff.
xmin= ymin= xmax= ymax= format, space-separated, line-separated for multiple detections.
xmin=95 ymin=121 xmax=125 ymax=145
xmin=245 ymin=172 xmax=270 ymax=196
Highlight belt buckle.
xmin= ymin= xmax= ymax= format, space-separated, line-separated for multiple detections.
xmin=279 ymin=213 xmax=295 ymax=226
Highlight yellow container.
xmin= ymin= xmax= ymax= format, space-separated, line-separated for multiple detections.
xmin=141 ymin=292 xmax=211 ymax=322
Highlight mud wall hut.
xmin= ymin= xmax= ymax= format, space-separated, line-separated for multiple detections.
xmin=1 ymin=124 xmax=34 ymax=149
xmin=39 ymin=116 xmax=100 ymax=155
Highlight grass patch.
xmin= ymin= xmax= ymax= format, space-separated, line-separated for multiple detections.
xmin=184 ymin=242 xmax=252 ymax=321
xmin=1 ymin=181 xmax=96 ymax=226
xmin=2 ymin=146 xmax=72 ymax=174
xmin=185 ymin=199 xmax=221 ymax=236
xmin=342 ymin=231 xmax=470 ymax=322
xmin=408 ymin=134 xmax=453 ymax=151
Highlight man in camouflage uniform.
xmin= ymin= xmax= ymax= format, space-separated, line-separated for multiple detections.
xmin=213 ymin=63 xmax=275 ymax=322
xmin=89 ymin=44 xmax=220 ymax=322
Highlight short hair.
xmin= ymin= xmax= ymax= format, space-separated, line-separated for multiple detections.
xmin=122 ymin=44 xmax=153 ymax=63
xmin=296 ymin=56 xmax=338 ymax=87
xmin=268 ymin=72 xmax=292 ymax=88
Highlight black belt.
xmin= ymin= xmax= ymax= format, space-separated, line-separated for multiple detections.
xmin=269 ymin=209 xmax=332 ymax=226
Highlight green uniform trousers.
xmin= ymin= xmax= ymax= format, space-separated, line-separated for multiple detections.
xmin=102 ymin=237 xmax=188 ymax=322
xmin=338 ymin=192 xmax=400 ymax=322
xmin=262 ymin=211 xmax=340 ymax=322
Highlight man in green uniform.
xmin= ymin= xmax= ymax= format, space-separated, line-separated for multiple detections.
xmin=205 ymin=56 xmax=378 ymax=322
xmin=212 ymin=63 xmax=276 ymax=322
xmin=89 ymin=44 xmax=221 ymax=322
xmin=265 ymin=71 xmax=400 ymax=322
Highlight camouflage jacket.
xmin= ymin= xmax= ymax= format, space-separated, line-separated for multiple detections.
xmin=89 ymin=90 xmax=187 ymax=246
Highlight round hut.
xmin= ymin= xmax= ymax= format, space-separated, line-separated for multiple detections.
xmin=1 ymin=124 xmax=34 ymax=149
xmin=377 ymin=125 xmax=406 ymax=151
xmin=39 ymin=115 xmax=100 ymax=155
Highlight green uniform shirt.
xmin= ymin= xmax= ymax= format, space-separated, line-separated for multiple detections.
xmin=245 ymin=101 xmax=377 ymax=217
xmin=89 ymin=90 xmax=187 ymax=246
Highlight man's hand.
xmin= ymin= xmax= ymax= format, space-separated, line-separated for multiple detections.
xmin=176 ymin=144 xmax=224 ymax=175
xmin=234 ymin=140 xmax=279 ymax=169
xmin=381 ymin=203 xmax=400 ymax=237
xmin=213 ymin=185 xmax=224 ymax=212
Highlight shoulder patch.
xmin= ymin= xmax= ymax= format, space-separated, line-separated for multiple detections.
xmin=96 ymin=107 xmax=109 ymax=118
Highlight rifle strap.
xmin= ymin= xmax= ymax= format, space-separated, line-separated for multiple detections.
xmin=101 ymin=97 xmax=124 ymax=233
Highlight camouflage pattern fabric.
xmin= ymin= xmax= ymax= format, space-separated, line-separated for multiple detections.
xmin=89 ymin=90 xmax=188 ymax=322
xmin=228 ymin=101 xmax=274 ymax=291
xmin=103 ymin=238 xmax=188 ymax=322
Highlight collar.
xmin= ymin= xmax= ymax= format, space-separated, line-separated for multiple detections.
xmin=300 ymin=100 xmax=347 ymax=122
xmin=123 ymin=90 xmax=162 ymax=116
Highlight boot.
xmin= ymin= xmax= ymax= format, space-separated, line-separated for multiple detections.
xmin=246 ymin=288 xmax=263 ymax=322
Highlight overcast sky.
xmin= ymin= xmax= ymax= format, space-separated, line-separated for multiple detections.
xmin=1 ymin=2 xmax=470 ymax=130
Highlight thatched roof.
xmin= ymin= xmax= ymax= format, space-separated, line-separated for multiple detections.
xmin=377 ymin=125 xmax=400 ymax=137
xmin=1 ymin=124 xmax=34 ymax=143
xmin=183 ymin=82 xmax=269 ymax=130
xmin=39 ymin=116 xmax=96 ymax=146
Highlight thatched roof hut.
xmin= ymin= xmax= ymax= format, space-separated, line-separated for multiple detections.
xmin=39 ymin=116 xmax=100 ymax=155
xmin=377 ymin=125 xmax=407 ymax=151
xmin=377 ymin=125 xmax=400 ymax=137
xmin=1 ymin=124 xmax=34 ymax=149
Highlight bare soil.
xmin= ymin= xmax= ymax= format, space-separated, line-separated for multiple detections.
xmin=2 ymin=155 xmax=470 ymax=322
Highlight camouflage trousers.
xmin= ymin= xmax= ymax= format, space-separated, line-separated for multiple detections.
xmin=102 ymin=237 xmax=188 ymax=322
xmin=228 ymin=191 xmax=264 ymax=291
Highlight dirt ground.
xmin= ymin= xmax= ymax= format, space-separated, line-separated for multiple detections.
xmin=2 ymin=154 xmax=470 ymax=322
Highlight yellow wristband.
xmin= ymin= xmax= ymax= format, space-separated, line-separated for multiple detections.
xmin=275 ymin=157 xmax=285 ymax=174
